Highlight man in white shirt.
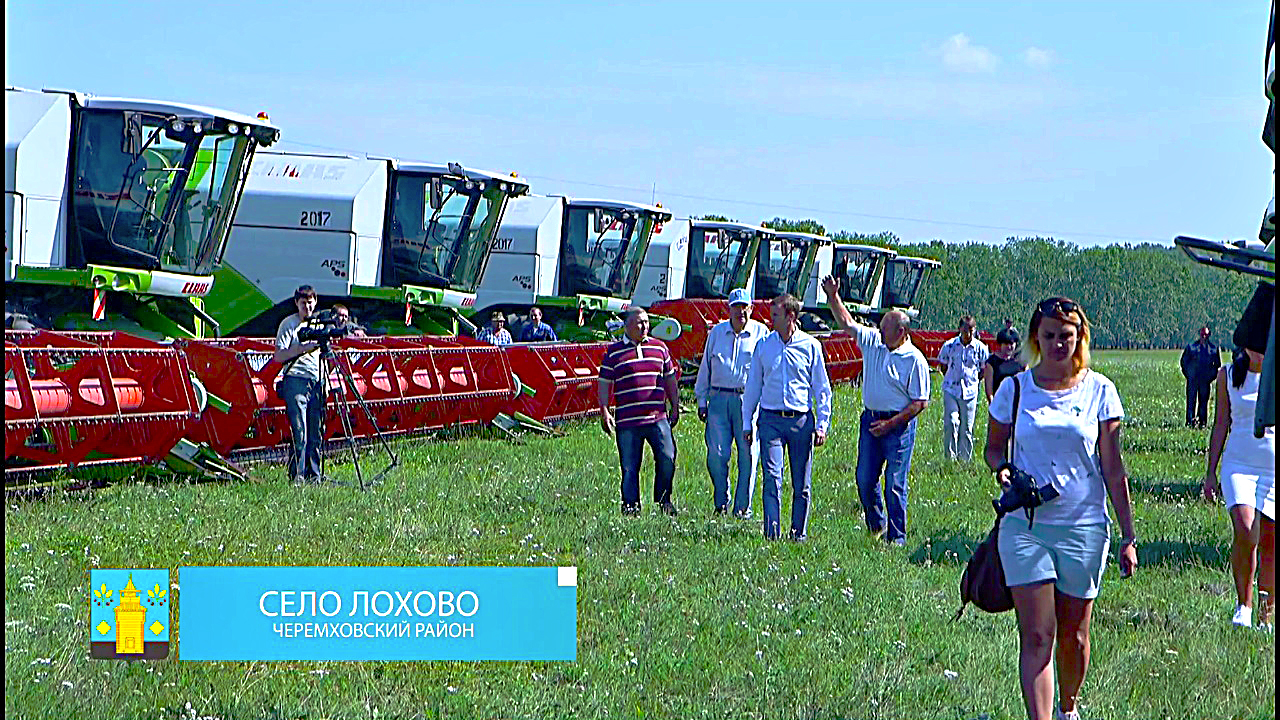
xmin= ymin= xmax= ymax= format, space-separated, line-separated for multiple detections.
xmin=822 ymin=275 xmax=930 ymax=546
xmin=743 ymin=294 xmax=833 ymax=540
xmin=937 ymin=314 xmax=990 ymax=462
xmin=696 ymin=288 xmax=771 ymax=517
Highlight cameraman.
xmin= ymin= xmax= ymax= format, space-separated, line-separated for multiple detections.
xmin=274 ymin=285 xmax=325 ymax=484
xmin=983 ymin=298 xmax=1137 ymax=720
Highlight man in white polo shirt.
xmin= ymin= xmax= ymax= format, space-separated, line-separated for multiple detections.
xmin=822 ymin=275 xmax=930 ymax=546
xmin=937 ymin=314 xmax=989 ymax=462
xmin=695 ymin=288 xmax=771 ymax=517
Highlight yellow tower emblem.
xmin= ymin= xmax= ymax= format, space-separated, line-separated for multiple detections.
xmin=114 ymin=574 xmax=147 ymax=654
xmin=90 ymin=568 xmax=170 ymax=660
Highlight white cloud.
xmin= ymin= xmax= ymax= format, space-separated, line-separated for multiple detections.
xmin=940 ymin=33 xmax=1000 ymax=74
xmin=1024 ymin=47 xmax=1053 ymax=69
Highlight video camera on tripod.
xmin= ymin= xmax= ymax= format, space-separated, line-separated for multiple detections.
xmin=297 ymin=309 xmax=358 ymax=345
xmin=291 ymin=308 xmax=397 ymax=489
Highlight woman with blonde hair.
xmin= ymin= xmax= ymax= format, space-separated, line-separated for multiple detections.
xmin=984 ymin=297 xmax=1138 ymax=720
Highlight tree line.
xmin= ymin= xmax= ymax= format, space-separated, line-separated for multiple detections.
xmin=759 ymin=219 xmax=1258 ymax=349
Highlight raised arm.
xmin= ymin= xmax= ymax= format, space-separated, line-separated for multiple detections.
xmin=820 ymin=275 xmax=857 ymax=331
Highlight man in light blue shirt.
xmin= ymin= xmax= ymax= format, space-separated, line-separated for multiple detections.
xmin=696 ymin=288 xmax=770 ymax=517
xmin=822 ymin=275 xmax=930 ymax=546
xmin=743 ymin=294 xmax=832 ymax=541
xmin=937 ymin=314 xmax=989 ymax=461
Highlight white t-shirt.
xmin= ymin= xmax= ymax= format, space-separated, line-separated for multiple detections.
xmin=988 ymin=368 xmax=1125 ymax=526
xmin=939 ymin=336 xmax=990 ymax=401
xmin=852 ymin=323 xmax=930 ymax=412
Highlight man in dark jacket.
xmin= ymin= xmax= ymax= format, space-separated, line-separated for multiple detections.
xmin=1180 ymin=326 xmax=1221 ymax=427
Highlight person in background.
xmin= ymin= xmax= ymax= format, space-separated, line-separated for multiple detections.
xmin=742 ymin=294 xmax=831 ymax=541
xmin=822 ymin=275 xmax=930 ymax=546
xmin=1180 ymin=326 xmax=1221 ymax=428
xmin=985 ymin=328 xmax=1026 ymax=403
xmin=477 ymin=311 xmax=513 ymax=346
xmin=938 ymin=314 xmax=990 ymax=461
xmin=984 ymin=297 xmax=1137 ymax=720
xmin=598 ymin=308 xmax=681 ymax=517
xmin=274 ymin=285 xmax=325 ymax=484
xmin=330 ymin=304 xmax=367 ymax=338
xmin=695 ymin=288 xmax=769 ymax=517
xmin=518 ymin=306 xmax=558 ymax=342
xmin=1204 ymin=331 xmax=1275 ymax=628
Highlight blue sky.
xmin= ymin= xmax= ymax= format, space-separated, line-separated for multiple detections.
xmin=7 ymin=1 xmax=1273 ymax=246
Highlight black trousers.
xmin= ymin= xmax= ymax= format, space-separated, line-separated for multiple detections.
xmin=1185 ymin=380 xmax=1211 ymax=427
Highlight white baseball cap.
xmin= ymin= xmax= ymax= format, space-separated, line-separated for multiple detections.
xmin=728 ymin=288 xmax=752 ymax=306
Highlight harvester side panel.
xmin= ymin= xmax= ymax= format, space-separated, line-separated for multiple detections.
xmin=5 ymin=88 xmax=72 ymax=279
xmin=475 ymin=194 xmax=561 ymax=312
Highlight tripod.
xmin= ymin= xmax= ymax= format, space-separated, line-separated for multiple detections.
xmin=316 ymin=338 xmax=399 ymax=490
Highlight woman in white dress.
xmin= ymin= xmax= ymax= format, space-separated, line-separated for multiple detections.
xmin=1204 ymin=345 xmax=1275 ymax=628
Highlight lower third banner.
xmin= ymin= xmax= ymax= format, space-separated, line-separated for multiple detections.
xmin=178 ymin=566 xmax=577 ymax=661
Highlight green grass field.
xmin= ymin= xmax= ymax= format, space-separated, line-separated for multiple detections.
xmin=4 ymin=350 xmax=1275 ymax=719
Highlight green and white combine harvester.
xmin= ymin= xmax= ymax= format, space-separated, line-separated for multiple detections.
xmin=205 ymin=151 xmax=530 ymax=337
xmin=5 ymin=86 xmax=279 ymax=337
xmin=472 ymin=196 xmax=676 ymax=342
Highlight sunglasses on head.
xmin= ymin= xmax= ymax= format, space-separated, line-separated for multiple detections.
xmin=1038 ymin=298 xmax=1078 ymax=317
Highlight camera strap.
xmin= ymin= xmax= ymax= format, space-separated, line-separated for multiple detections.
xmin=1009 ymin=375 xmax=1020 ymax=458
xmin=1010 ymin=375 xmax=1035 ymax=527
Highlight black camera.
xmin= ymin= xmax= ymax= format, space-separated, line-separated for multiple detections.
xmin=992 ymin=462 xmax=1059 ymax=520
xmin=297 ymin=310 xmax=354 ymax=343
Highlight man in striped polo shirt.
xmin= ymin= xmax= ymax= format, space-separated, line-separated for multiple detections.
xmin=598 ymin=308 xmax=681 ymax=516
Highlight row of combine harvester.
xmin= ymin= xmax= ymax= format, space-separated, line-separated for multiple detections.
xmin=5 ymin=85 xmax=959 ymax=486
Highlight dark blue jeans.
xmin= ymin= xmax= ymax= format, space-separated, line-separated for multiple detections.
xmin=617 ymin=419 xmax=677 ymax=507
xmin=855 ymin=410 xmax=917 ymax=544
xmin=281 ymin=375 xmax=324 ymax=479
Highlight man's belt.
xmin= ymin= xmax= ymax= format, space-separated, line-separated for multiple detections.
xmin=762 ymin=408 xmax=808 ymax=419
xmin=865 ymin=409 xmax=899 ymax=420
xmin=711 ymin=386 xmax=744 ymax=394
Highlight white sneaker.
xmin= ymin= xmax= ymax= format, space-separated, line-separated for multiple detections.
xmin=1055 ymin=707 xmax=1081 ymax=720
xmin=1231 ymin=604 xmax=1254 ymax=627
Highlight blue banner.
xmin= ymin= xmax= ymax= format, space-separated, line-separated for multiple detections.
xmin=177 ymin=566 xmax=577 ymax=661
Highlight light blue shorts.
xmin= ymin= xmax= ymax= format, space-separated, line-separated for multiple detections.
xmin=998 ymin=512 xmax=1110 ymax=600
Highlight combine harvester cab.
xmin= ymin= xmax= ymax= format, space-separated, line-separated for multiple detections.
xmin=5 ymin=86 xmax=279 ymax=338
xmin=471 ymin=196 xmax=673 ymax=426
xmin=5 ymin=86 xmax=278 ymax=482
xmin=810 ymin=244 xmax=897 ymax=325
xmin=752 ymin=231 xmax=832 ymax=325
xmin=210 ymin=152 xmax=529 ymax=337
xmin=474 ymin=196 xmax=672 ymax=342
xmin=801 ymin=243 xmax=899 ymax=385
xmin=643 ymin=220 xmax=770 ymax=373
xmin=876 ymin=254 xmax=974 ymax=365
